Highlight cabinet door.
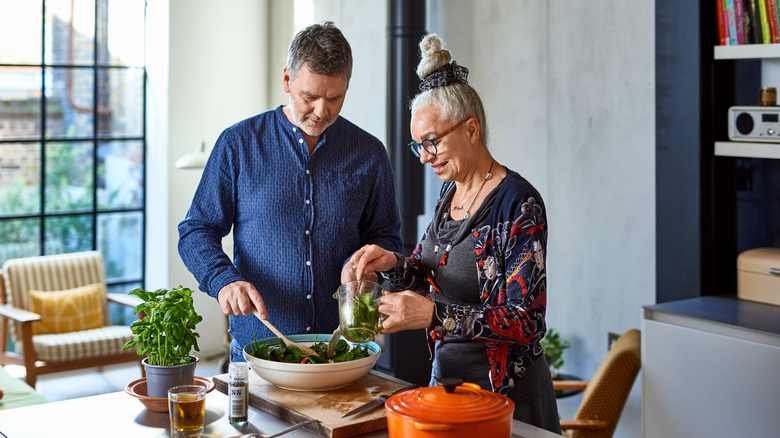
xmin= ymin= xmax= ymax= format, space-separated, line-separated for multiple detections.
xmin=642 ymin=319 xmax=780 ymax=438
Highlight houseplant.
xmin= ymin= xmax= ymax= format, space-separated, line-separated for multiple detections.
xmin=122 ymin=285 xmax=203 ymax=398
xmin=541 ymin=327 xmax=570 ymax=378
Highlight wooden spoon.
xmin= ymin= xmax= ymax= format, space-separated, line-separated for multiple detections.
xmin=252 ymin=311 xmax=319 ymax=356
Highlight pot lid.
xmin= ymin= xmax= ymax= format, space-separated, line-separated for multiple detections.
xmin=384 ymin=377 xmax=514 ymax=424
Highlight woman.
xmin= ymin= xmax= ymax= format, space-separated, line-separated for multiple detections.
xmin=342 ymin=34 xmax=560 ymax=432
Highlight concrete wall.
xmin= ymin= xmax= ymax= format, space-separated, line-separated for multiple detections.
xmin=148 ymin=1 xmax=655 ymax=436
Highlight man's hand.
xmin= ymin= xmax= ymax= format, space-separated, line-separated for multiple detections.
xmin=217 ymin=280 xmax=267 ymax=319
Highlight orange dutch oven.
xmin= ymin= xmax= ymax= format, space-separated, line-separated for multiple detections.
xmin=384 ymin=377 xmax=515 ymax=437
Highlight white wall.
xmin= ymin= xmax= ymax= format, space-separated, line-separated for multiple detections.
xmin=147 ymin=0 xmax=270 ymax=357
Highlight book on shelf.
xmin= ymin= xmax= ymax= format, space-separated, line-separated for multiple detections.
xmin=759 ymin=0 xmax=772 ymax=43
xmin=769 ymin=0 xmax=780 ymax=42
xmin=719 ymin=0 xmax=728 ymax=45
xmin=727 ymin=0 xmax=739 ymax=44
xmin=736 ymin=0 xmax=746 ymax=43
xmin=748 ymin=0 xmax=763 ymax=43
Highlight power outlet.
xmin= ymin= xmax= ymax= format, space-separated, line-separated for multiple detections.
xmin=608 ymin=332 xmax=620 ymax=351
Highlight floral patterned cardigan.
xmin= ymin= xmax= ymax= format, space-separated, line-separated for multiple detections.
xmin=382 ymin=168 xmax=549 ymax=394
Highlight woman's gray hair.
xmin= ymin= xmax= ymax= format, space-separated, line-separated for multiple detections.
xmin=287 ymin=21 xmax=353 ymax=82
xmin=410 ymin=34 xmax=488 ymax=145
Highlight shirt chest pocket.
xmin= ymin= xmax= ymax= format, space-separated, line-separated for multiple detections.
xmin=317 ymin=171 xmax=372 ymax=231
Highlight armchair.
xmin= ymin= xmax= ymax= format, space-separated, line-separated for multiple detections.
xmin=0 ymin=251 xmax=142 ymax=387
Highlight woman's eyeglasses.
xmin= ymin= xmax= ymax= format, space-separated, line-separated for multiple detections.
xmin=408 ymin=118 xmax=469 ymax=157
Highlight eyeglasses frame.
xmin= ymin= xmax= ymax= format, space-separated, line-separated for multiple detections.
xmin=408 ymin=117 xmax=470 ymax=157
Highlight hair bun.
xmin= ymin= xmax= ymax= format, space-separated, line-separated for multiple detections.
xmin=417 ymin=34 xmax=452 ymax=78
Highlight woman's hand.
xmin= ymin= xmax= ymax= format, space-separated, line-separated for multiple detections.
xmin=342 ymin=244 xmax=398 ymax=283
xmin=378 ymin=291 xmax=435 ymax=334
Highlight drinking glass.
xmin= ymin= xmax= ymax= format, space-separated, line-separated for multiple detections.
xmin=168 ymin=385 xmax=207 ymax=438
xmin=334 ymin=280 xmax=384 ymax=343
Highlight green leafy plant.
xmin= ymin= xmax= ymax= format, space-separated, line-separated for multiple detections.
xmin=122 ymin=285 xmax=202 ymax=366
xmin=541 ymin=327 xmax=570 ymax=375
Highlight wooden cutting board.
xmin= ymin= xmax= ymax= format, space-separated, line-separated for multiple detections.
xmin=213 ymin=370 xmax=412 ymax=438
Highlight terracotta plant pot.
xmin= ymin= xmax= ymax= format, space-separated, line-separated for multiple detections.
xmin=142 ymin=356 xmax=199 ymax=398
xmin=385 ymin=377 xmax=514 ymax=438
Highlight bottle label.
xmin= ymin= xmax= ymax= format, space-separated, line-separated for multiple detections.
xmin=229 ymin=385 xmax=248 ymax=420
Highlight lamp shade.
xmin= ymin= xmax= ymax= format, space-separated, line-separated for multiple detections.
xmin=175 ymin=142 xmax=208 ymax=169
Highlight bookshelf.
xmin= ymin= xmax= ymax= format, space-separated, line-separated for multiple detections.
xmin=713 ymin=44 xmax=780 ymax=159
xmin=714 ymin=43 xmax=780 ymax=59
xmin=714 ymin=140 xmax=780 ymax=158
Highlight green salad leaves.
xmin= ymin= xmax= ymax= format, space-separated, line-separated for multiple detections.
xmin=343 ymin=291 xmax=380 ymax=343
xmin=248 ymin=336 xmax=371 ymax=364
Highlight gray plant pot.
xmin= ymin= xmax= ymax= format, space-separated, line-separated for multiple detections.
xmin=143 ymin=356 xmax=199 ymax=398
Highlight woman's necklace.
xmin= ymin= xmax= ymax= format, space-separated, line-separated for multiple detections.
xmin=426 ymin=159 xmax=495 ymax=294
xmin=451 ymin=164 xmax=495 ymax=216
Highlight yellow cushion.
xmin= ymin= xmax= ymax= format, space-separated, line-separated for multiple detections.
xmin=29 ymin=284 xmax=105 ymax=335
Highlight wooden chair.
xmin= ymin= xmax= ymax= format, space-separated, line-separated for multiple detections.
xmin=554 ymin=328 xmax=641 ymax=438
xmin=0 ymin=251 xmax=142 ymax=387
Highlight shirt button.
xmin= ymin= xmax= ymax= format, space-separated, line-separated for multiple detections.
xmin=299 ymin=138 xmax=304 ymax=144
xmin=306 ymin=169 xmax=310 ymax=175
xmin=306 ymin=294 xmax=312 ymax=300
xmin=305 ymin=199 xmax=310 ymax=205
xmin=305 ymin=230 xmax=310 ymax=235
xmin=292 ymin=127 xmax=297 ymax=132
xmin=306 ymin=326 xmax=311 ymax=332
xmin=306 ymin=260 xmax=311 ymax=266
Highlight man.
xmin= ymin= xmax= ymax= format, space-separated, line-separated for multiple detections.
xmin=178 ymin=22 xmax=402 ymax=361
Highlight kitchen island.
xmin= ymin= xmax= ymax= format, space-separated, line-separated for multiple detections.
xmin=0 ymin=377 xmax=561 ymax=437
xmin=641 ymin=295 xmax=780 ymax=438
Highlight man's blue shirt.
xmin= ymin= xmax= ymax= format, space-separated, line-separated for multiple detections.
xmin=178 ymin=106 xmax=402 ymax=347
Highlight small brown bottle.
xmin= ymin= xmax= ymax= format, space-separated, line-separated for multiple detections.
xmin=228 ymin=362 xmax=249 ymax=424
xmin=760 ymin=87 xmax=777 ymax=106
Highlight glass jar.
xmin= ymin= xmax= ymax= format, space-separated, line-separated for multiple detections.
xmin=759 ymin=87 xmax=776 ymax=106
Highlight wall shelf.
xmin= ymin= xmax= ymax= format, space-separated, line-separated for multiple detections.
xmin=714 ymin=44 xmax=780 ymax=59
xmin=714 ymin=141 xmax=780 ymax=159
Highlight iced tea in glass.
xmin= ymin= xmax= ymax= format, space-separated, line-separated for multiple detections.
xmin=168 ymin=385 xmax=206 ymax=437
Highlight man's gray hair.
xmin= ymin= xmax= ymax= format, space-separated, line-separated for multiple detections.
xmin=287 ymin=21 xmax=353 ymax=82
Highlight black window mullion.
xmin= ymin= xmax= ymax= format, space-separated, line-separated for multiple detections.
xmin=39 ymin=0 xmax=46 ymax=255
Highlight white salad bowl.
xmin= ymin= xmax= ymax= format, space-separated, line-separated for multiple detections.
xmin=243 ymin=333 xmax=381 ymax=391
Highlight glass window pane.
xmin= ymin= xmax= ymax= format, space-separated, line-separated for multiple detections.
xmin=44 ymin=0 xmax=95 ymax=66
xmin=0 ymin=218 xmax=41 ymax=266
xmin=0 ymin=0 xmax=42 ymax=65
xmin=45 ymin=141 xmax=93 ymax=213
xmin=108 ymin=281 xmax=142 ymax=326
xmin=98 ymin=211 xmax=142 ymax=281
xmin=0 ymin=142 xmax=41 ymax=215
xmin=0 ymin=67 xmax=42 ymax=140
xmin=98 ymin=140 xmax=143 ymax=210
xmin=44 ymin=66 xmax=94 ymax=138
xmin=98 ymin=0 xmax=145 ymax=67
xmin=97 ymin=67 xmax=144 ymax=137
xmin=44 ymin=214 xmax=92 ymax=255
